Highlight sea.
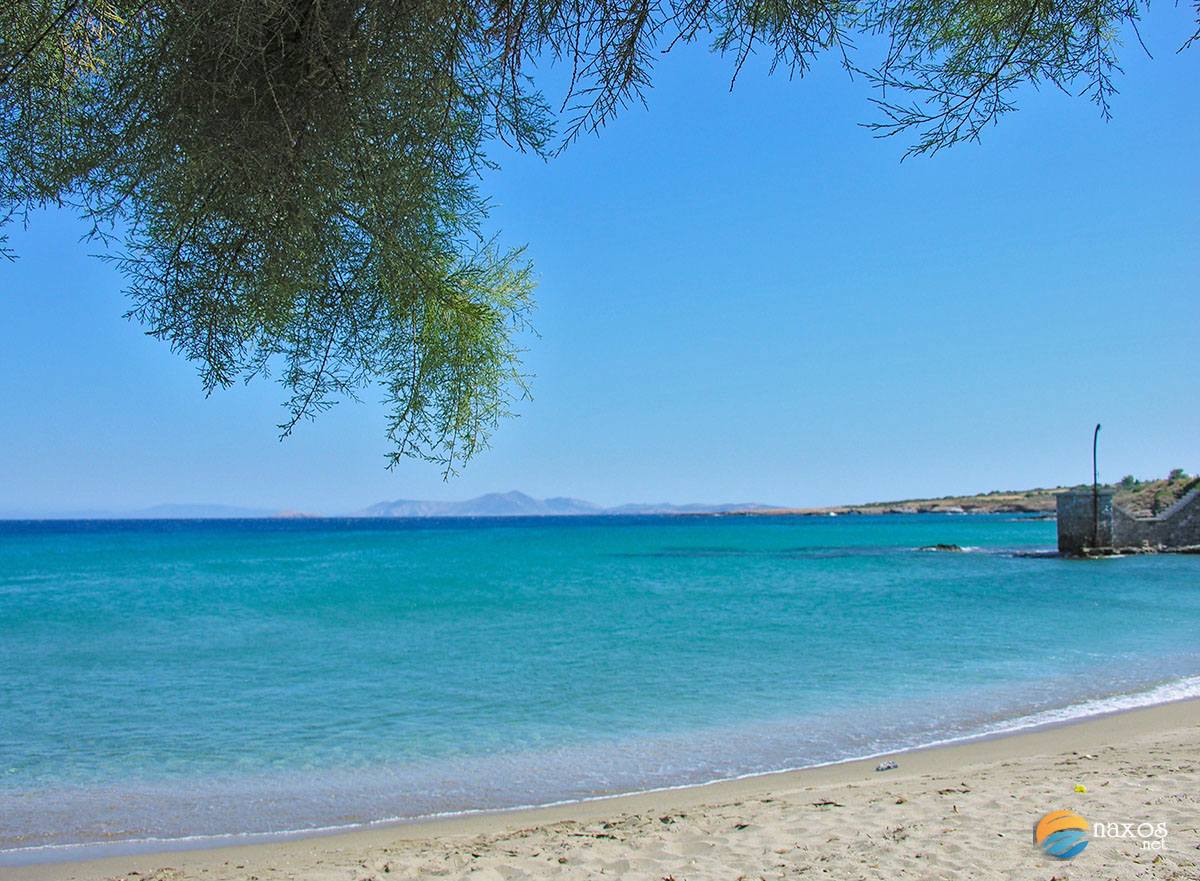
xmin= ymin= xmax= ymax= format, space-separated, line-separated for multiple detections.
xmin=2 ymin=514 xmax=1199 ymax=864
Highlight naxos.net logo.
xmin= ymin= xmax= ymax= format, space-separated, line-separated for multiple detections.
xmin=1033 ymin=810 xmax=1090 ymax=859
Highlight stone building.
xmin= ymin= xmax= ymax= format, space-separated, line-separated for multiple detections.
xmin=1057 ymin=487 xmax=1200 ymax=555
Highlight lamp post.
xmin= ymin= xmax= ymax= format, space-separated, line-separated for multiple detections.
xmin=1092 ymin=423 xmax=1102 ymax=549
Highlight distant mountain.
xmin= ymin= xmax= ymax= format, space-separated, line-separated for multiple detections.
xmin=0 ymin=503 xmax=282 ymax=520
xmin=355 ymin=491 xmax=778 ymax=518
xmin=606 ymin=501 xmax=781 ymax=515
xmin=357 ymin=491 xmax=602 ymax=518
xmin=133 ymin=503 xmax=279 ymax=519
xmin=3 ymin=494 xmax=782 ymax=522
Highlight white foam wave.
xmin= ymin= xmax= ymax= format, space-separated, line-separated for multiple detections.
xmin=4 ymin=675 xmax=1199 ymax=867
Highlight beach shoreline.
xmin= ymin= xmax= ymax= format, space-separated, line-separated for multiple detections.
xmin=8 ymin=696 xmax=1199 ymax=881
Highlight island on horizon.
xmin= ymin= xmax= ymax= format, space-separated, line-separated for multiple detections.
xmin=6 ymin=471 xmax=1194 ymax=521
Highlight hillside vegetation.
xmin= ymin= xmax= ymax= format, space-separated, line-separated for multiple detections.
xmin=752 ymin=471 xmax=1196 ymax=517
xmin=1107 ymin=471 xmax=1200 ymax=517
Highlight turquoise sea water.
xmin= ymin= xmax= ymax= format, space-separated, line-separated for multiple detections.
xmin=2 ymin=514 xmax=1200 ymax=862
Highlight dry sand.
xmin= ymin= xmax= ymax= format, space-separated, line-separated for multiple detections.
xmin=9 ymin=699 xmax=1199 ymax=881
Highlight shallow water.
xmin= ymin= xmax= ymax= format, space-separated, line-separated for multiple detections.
xmin=1 ymin=514 xmax=1198 ymax=861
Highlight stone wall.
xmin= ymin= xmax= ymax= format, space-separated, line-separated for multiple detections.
xmin=1112 ymin=489 xmax=1200 ymax=550
xmin=1057 ymin=487 xmax=1200 ymax=554
xmin=1056 ymin=490 xmax=1114 ymax=554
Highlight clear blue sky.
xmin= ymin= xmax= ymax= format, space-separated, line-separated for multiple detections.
xmin=1 ymin=7 xmax=1197 ymax=515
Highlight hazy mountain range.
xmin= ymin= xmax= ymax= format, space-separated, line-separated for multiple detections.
xmin=0 ymin=503 xmax=281 ymax=520
xmin=1 ymin=492 xmax=780 ymax=520
xmin=355 ymin=491 xmax=780 ymax=518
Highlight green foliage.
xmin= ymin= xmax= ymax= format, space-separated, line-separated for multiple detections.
xmin=1119 ymin=474 xmax=1138 ymax=489
xmin=1 ymin=0 xmax=1192 ymax=469
xmin=2 ymin=0 xmax=545 ymax=474
xmin=1169 ymin=468 xmax=1189 ymax=481
xmin=1152 ymin=489 xmax=1170 ymax=514
xmin=856 ymin=0 xmax=1160 ymax=154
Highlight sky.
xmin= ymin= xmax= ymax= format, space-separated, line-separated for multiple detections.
xmin=1 ymin=7 xmax=1198 ymax=515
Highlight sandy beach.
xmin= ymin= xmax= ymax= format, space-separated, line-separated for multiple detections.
xmin=9 ymin=698 xmax=1198 ymax=881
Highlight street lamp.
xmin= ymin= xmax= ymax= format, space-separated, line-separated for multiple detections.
xmin=1092 ymin=423 xmax=1101 ymax=549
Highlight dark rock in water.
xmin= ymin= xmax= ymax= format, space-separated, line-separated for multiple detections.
xmin=918 ymin=543 xmax=964 ymax=552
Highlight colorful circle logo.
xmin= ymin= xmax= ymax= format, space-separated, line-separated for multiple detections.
xmin=1034 ymin=810 xmax=1089 ymax=859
